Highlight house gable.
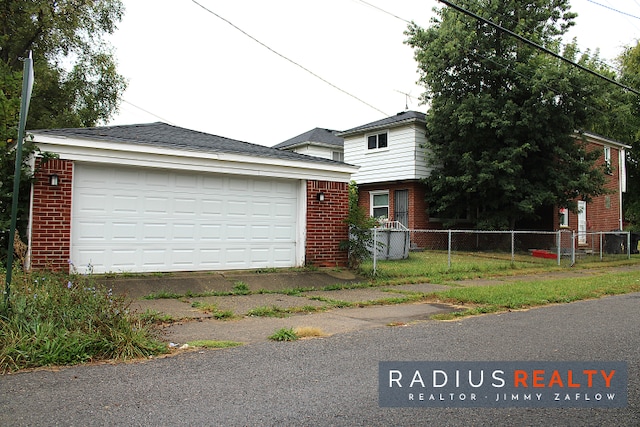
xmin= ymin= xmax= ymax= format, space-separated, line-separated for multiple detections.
xmin=273 ymin=127 xmax=344 ymax=161
xmin=339 ymin=111 xmax=429 ymax=184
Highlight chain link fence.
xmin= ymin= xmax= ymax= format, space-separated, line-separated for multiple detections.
xmin=367 ymin=228 xmax=638 ymax=274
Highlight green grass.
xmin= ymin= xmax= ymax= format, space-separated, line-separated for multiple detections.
xmin=138 ymin=309 xmax=174 ymax=324
xmin=268 ymin=327 xmax=298 ymax=341
xmin=360 ymin=251 xmax=640 ymax=284
xmin=246 ymin=305 xmax=290 ymax=317
xmin=185 ymin=340 xmax=243 ymax=348
xmin=429 ymin=269 xmax=640 ymax=320
xmin=143 ymin=290 xmax=183 ymax=300
xmin=245 ymin=304 xmax=324 ymax=317
xmin=361 ymin=250 xmax=558 ymax=281
xmin=190 ymin=301 xmax=236 ymax=319
xmin=212 ymin=310 xmax=235 ymax=319
xmin=232 ymin=281 xmax=250 ymax=295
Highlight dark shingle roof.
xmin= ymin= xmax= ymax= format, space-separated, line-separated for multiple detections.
xmin=31 ymin=122 xmax=346 ymax=165
xmin=273 ymin=128 xmax=343 ymax=150
xmin=338 ymin=111 xmax=426 ymax=136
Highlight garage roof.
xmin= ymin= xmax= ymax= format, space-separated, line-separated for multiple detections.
xmin=31 ymin=122 xmax=347 ymax=166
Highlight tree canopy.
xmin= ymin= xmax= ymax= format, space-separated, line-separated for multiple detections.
xmin=614 ymin=43 xmax=640 ymax=229
xmin=405 ymin=0 xmax=613 ymax=230
xmin=0 ymin=0 xmax=126 ymax=260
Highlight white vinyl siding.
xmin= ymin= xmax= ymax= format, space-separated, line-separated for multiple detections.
xmin=71 ymin=163 xmax=300 ymax=274
xmin=344 ymin=124 xmax=429 ymax=184
xmin=289 ymin=145 xmax=336 ymax=160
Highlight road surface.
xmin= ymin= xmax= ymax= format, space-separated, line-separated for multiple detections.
xmin=1 ymin=292 xmax=639 ymax=426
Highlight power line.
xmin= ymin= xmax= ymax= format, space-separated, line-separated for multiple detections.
xmin=437 ymin=0 xmax=640 ymax=96
xmin=586 ymin=0 xmax=640 ymax=20
xmin=355 ymin=0 xmax=411 ymax=24
xmin=190 ymin=0 xmax=389 ymax=117
xmin=121 ymin=99 xmax=175 ymax=124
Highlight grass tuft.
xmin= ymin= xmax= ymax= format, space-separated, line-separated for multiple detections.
xmin=268 ymin=327 xmax=298 ymax=341
xmin=294 ymin=326 xmax=327 ymax=338
xmin=247 ymin=305 xmax=290 ymax=318
xmin=185 ymin=340 xmax=243 ymax=349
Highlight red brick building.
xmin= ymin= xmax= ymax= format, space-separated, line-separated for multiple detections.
xmin=339 ymin=112 xmax=631 ymax=244
xmin=28 ymin=123 xmax=356 ymax=274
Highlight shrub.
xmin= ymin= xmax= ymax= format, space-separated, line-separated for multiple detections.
xmin=0 ymin=271 xmax=167 ymax=373
xmin=339 ymin=181 xmax=379 ymax=269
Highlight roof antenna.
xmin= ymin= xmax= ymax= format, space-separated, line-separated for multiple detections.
xmin=394 ymin=89 xmax=411 ymax=111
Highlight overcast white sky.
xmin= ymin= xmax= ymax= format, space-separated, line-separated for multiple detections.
xmin=106 ymin=0 xmax=640 ymax=146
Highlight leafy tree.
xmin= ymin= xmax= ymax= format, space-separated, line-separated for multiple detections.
xmin=0 ymin=0 xmax=126 ymax=261
xmin=615 ymin=43 xmax=640 ymax=229
xmin=405 ymin=0 xmax=610 ymax=230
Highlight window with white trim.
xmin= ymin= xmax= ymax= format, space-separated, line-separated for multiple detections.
xmin=370 ymin=191 xmax=389 ymax=218
xmin=559 ymin=208 xmax=568 ymax=228
xmin=332 ymin=151 xmax=344 ymax=162
xmin=604 ymin=146 xmax=612 ymax=174
xmin=367 ymin=132 xmax=388 ymax=150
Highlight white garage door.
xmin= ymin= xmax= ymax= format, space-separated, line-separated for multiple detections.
xmin=71 ymin=163 xmax=300 ymax=274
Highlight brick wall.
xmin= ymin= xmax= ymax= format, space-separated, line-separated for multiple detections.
xmin=306 ymin=180 xmax=349 ymax=267
xmin=357 ymin=181 xmax=435 ymax=230
xmin=553 ymin=142 xmax=624 ymax=246
xmin=30 ymin=158 xmax=73 ymax=271
xmin=588 ymin=143 xmax=623 ymax=232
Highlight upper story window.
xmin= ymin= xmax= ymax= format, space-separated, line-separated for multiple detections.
xmin=604 ymin=146 xmax=612 ymax=174
xmin=332 ymin=151 xmax=344 ymax=162
xmin=367 ymin=132 xmax=388 ymax=150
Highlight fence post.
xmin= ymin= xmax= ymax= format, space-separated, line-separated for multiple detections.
xmin=599 ymin=232 xmax=603 ymax=261
xmin=628 ymin=231 xmax=631 ymax=260
xmin=373 ymin=227 xmax=378 ymax=276
xmin=511 ymin=231 xmax=515 ymax=264
xmin=448 ymin=229 xmax=452 ymax=270
xmin=571 ymin=231 xmax=576 ymax=266
xmin=556 ymin=230 xmax=561 ymax=266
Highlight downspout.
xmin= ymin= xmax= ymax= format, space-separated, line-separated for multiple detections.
xmin=619 ymin=149 xmax=626 ymax=230
xmin=25 ymin=155 xmax=37 ymax=270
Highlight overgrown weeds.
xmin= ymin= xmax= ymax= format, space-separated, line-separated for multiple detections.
xmin=0 ymin=270 xmax=167 ymax=373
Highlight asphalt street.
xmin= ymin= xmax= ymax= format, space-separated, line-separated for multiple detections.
xmin=1 ymin=292 xmax=639 ymax=426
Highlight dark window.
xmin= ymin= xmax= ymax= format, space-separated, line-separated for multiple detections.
xmin=367 ymin=132 xmax=388 ymax=150
xmin=368 ymin=135 xmax=377 ymax=150
xmin=378 ymin=133 xmax=388 ymax=148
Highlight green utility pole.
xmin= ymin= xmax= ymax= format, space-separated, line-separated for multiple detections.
xmin=5 ymin=52 xmax=34 ymax=307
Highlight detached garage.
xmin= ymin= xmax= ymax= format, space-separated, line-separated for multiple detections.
xmin=27 ymin=123 xmax=356 ymax=274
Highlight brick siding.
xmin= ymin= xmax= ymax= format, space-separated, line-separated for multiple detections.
xmin=30 ymin=158 xmax=73 ymax=271
xmin=306 ymin=180 xmax=349 ymax=267
xmin=554 ymin=142 xmax=624 ymax=247
xmin=357 ymin=181 xmax=435 ymax=230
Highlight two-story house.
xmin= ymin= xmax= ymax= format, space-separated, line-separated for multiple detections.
xmin=338 ymin=111 xmax=431 ymax=230
xmin=277 ymin=111 xmax=631 ymax=248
